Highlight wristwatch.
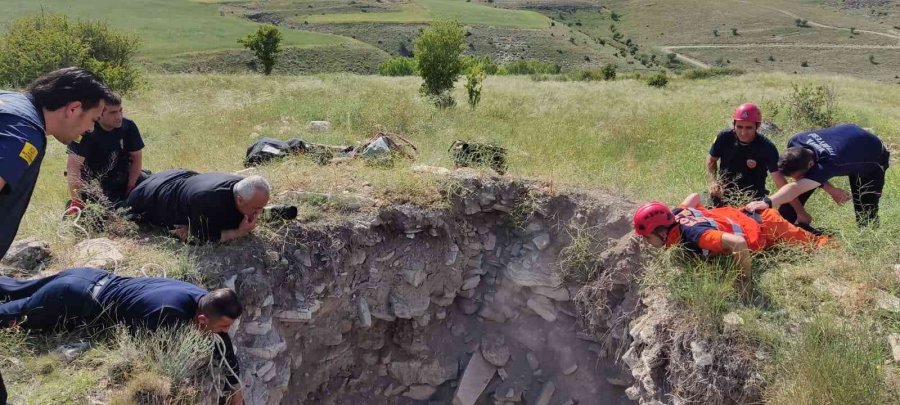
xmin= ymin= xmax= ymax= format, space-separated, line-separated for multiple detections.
xmin=763 ymin=197 xmax=773 ymax=208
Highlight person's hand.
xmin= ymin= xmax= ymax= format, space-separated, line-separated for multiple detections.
xmin=238 ymin=214 xmax=258 ymax=236
xmin=744 ymin=200 xmax=769 ymax=212
xmin=170 ymin=225 xmax=190 ymax=240
xmin=708 ymin=182 xmax=724 ymax=199
xmin=64 ymin=200 xmax=85 ymax=218
xmin=827 ymin=187 xmax=851 ymax=205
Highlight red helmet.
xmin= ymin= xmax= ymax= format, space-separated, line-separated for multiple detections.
xmin=633 ymin=202 xmax=674 ymax=236
xmin=732 ymin=103 xmax=762 ymax=123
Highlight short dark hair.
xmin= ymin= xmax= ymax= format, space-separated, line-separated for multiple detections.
xmin=104 ymin=92 xmax=122 ymax=106
xmin=778 ymin=147 xmax=815 ymax=176
xmin=25 ymin=67 xmax=114 ymax=111
xmin=198 ymin=288 xmax=243 ymax=320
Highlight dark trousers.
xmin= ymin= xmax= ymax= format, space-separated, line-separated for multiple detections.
xmin=0 ymin=268 xmax=108 ymax=331
xmin=780 ymin=164 xmax=888 ymax=228
xmin=0 ymin=370 xmax=5 ymax=405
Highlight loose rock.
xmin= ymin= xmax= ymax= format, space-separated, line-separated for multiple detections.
xmin=1 ymin=238 xmax=51 ymax=272
xmin=453 ymin=352 xmax=496 ymax=405
xmin=481 ymin=334 xmax=510 ymax=367
xmin=526 ymin=296 xmax=558 ymax=322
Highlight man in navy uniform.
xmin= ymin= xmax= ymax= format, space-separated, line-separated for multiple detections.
xmin=0 ymin=267 xmax=244 ymax=404
xmin=65 ymin=93 xmax=146 ymax=212
xmin=125 ymin=169 xmax=270 ymax=243
xmin=746 ymin=124 xmax=889 ymax=228
xmin=0 ymin=68 xmax=112 ymax=403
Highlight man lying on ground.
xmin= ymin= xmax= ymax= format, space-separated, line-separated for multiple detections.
xmin=0 ymin=267 xmax=243 ymax=404
xmin=634 ymin=193 xmax=829 ymax=298
xmin=125 ymin=169 xmax=270 ymax=243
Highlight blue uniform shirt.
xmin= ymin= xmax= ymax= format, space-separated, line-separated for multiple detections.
xmin=0 ymin=92 xmax=46 ymax=257
xmin=788 ymin=124 xmax=887 ymax=184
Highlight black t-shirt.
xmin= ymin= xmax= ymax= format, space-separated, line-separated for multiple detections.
xmin=96 ymin=274 xmax=240 ymax=388
xmin=709 ymin=129 xmax=780 ymax=198
xmin=125 ymin=169 xmax=243 ymax=242
xmin=0 ymin=92 xmax=46 ymax=257
xmin=68 ymin=118 xmax=143 ymax=183
xmin=788 ymin=124 xmax=888 ymax=184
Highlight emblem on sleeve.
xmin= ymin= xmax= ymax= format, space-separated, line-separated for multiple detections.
xmin=19 ymin=142 xmax=38 ymax=165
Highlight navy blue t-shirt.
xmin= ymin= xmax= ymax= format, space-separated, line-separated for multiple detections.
xmin=0 ymin=92 xmax=46 ymax=257
xmin=68 ymin=118 xmax=144 ymax=183
xmin=96 ymin=275 xmax=240 ymax=387
xmin=709 ymin=129 xmax=779 ymax=198
xmin=788 ymin=124 xmax=887 ymax=184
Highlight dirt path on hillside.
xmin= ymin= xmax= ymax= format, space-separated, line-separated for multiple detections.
xmin=750 ymin=2 xmax=900 ymax=41
xmin=659 ymin=2 xmax=900 ymax=68
xmin=664 ymin=43 xmax=900 ymax=50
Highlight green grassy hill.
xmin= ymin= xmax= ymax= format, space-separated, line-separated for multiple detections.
xmin=4 ymin=0 xmax=899 ymax=78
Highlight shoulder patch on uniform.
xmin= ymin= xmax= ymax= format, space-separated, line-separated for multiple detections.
xmin=19 ymin=141 xmax=38 ymax=165
xmin=0 ymin=99 xmax=5 ymax=105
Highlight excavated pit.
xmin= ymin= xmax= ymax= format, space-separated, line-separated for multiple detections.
xmin=193 ymin=171 xmax=656 ymax=404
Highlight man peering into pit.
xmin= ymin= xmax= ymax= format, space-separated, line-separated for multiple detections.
xmin=0 ymin=267 xmax=244 ymax=404
xmin=125 ymin=169 xmax=270 ymax=243
xmin=634 ymin=193 xmax=828 ymax=299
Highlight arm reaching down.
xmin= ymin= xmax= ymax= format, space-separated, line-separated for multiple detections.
xmin=680 ymin=193 xmax=702 ymax=209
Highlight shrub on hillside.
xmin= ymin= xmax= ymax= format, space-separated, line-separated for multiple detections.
xmin=647 ymin=72 xmax=668 ymax=88
xmin=379 ymin=57 xmax=417 ymax=76
xmin=786 ymin=83 xmax=836 ymax=129
xmin=0 ymin=14 xmax=140 ymax=93
xmin=415 ymin=20 xmax=466 ymax=105
xmin=460 ymin=55 xmax=498 ymax=75
xmin=682 ymin=67 xmax=745 ymax=80
xmin=238 ymin=24 xmax=283 ymax=75
xmin=601 ymin=63 xmax=617 ymax=80
xmin=501 ymin=59 xmax=560 ymax=75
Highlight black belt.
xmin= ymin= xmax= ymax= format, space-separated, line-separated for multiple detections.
xmin=90 ymin=274 xmax=113 ymax=301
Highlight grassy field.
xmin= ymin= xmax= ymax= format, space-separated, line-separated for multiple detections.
xmin=7 ymin=71 xmax=900 ymax=403
xmin=0 ymin=0 xmax=346 ymax=58
xmin=4 ymin=72 xmax=900 ymax=402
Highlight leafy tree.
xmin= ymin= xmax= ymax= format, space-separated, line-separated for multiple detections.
xmin=238 ymin=24 xmax=283 ymax=75
xmin=414 ymin=20 xmax=466 ymax=104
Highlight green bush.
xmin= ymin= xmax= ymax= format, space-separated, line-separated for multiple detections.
xmin=0 ymin=14 xmax=140 ymax=93
xmin=238 ymin=24 xmax=283 ymax=75
xmin=786 ymin=83 xmax=836 ymax=129
xmin=647 ymin=72 xmax=668 ymax=88
xmin=460 ymin=55 xmax=497 ymax=75
xmin=501 ymin=59 xmax=560 ymax=75
xmin=601 ymin=63 xmax=617 ymax=80
xmin=415 ymin=20 xmax=466 ymax=101
xmin=682 ymin=67 xmax=745 ymax=80
xmin=465 ymin=63 xmax=485 ymax=109
xmin=379 ymin=57 xmax=417 ymax=76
